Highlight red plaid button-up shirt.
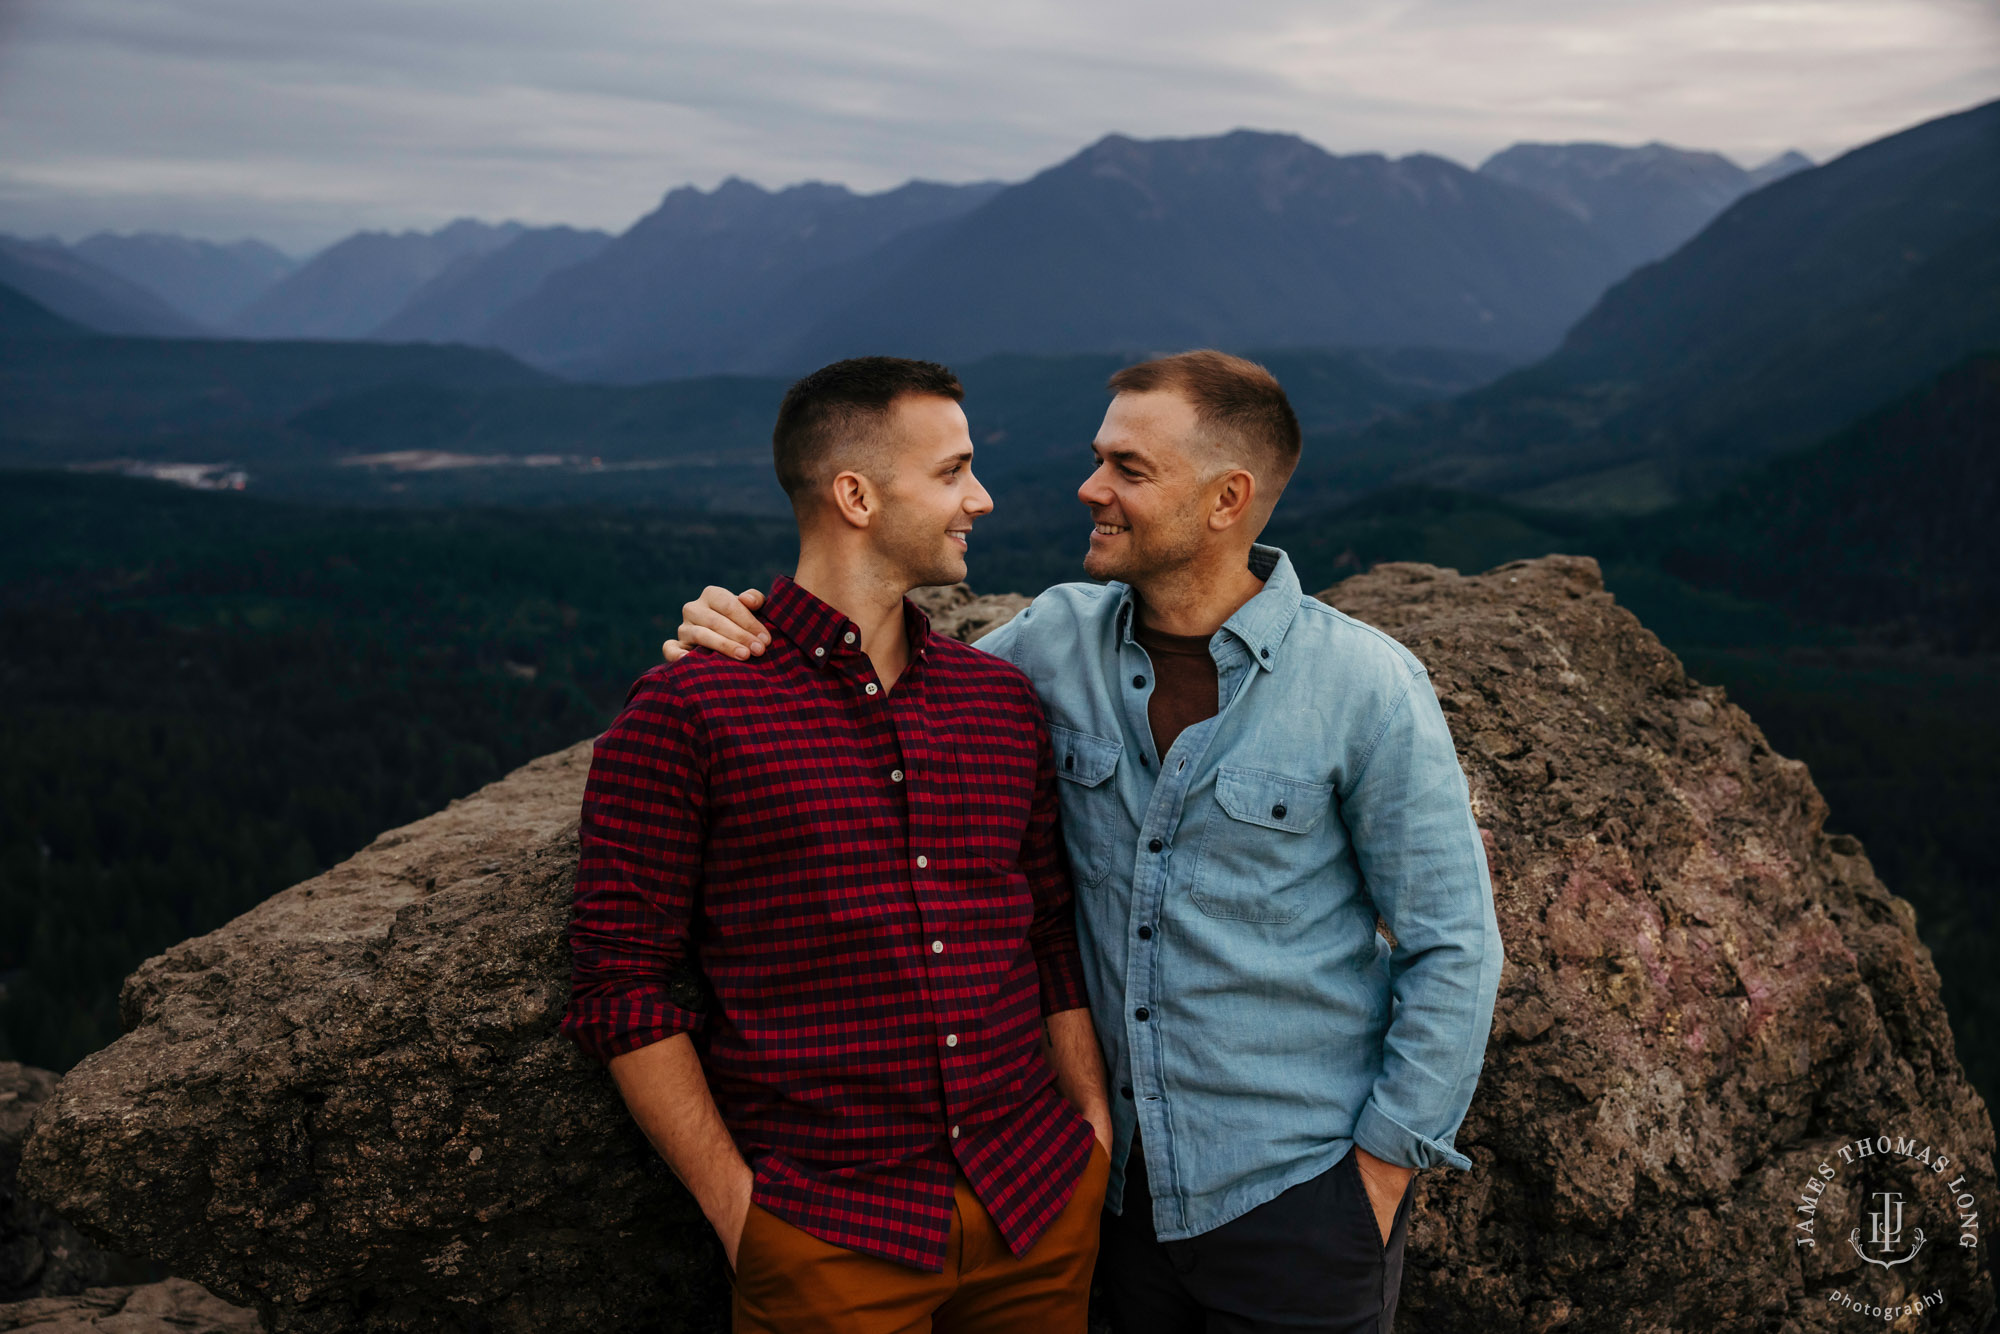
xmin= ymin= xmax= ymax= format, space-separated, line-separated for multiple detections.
xmin=561 ymin=575 xmax=1096 ymax=1270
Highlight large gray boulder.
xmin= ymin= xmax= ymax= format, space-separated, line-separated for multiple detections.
xmin=19 ymin=559 xmax=1996 ymax=1331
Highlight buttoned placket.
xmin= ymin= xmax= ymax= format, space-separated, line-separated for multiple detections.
xmin=1113 ymin=594 xmax=1269 ymax=1234
xmin=863 ymin=641 xmax=972 ymax=1165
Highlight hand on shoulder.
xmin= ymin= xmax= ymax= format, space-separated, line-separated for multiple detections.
xmin=664 ymin=586 xmax=769 ymax=663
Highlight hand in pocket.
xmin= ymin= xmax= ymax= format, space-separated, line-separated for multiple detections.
xmin=1350 ymin=1147 xmax=1413 ymax=1248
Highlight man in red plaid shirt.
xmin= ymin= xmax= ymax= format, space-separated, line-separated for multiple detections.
xmin=561 ymin=357 xmax=1114 ymax=1332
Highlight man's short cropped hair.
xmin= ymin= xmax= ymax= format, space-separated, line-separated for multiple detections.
xmin=772 ymin=356 xmax=964 ymax=506
xmin=1107 ymin=350 xmax=1301 ymax=485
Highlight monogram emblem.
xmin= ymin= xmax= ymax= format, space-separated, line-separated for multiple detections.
xmin=1849 ymin=1190 xmax=1926 ymax=1268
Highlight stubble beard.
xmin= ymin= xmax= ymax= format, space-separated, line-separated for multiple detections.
xmin=881 ymin=509 xmax=968 ymax=591
xmin=1084 ymin=503 xmax=1205 ymax=588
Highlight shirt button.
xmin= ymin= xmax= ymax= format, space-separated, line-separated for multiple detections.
xmin=945 ymin=1034 xmax=958 ymax=1047
xmin=1137 ymin=925 xmax=1152 ymax=940
xmin=1148 ymin=838 xmax=1163 ymax=853
xmin=951 ymin=1125 xmax=960 ymax=1139
xmin=1132 ymin=675 xmax=1146 ymax=688
xmin=844 ymin=631 xmax=856 ymax=644
xmin=932 ymin=940 xmax=944 ymax=953
xmin=1272 ymin=803 xmax=1288 ymax=819
xmin=1120 ymin=1085 xmax=1134 ymax=1100
xmin=916 ymin=855 xmax=928 ymax=869
xmin=865 ymin=683 xmax=879 ymax=696
xmin=813 ymin=646 xmax=825 ymax=657
xmin=1134 ymin=1007 xmax=1150 ymax=1022
xmin=891 ymin=769 xmax=904 ymax=782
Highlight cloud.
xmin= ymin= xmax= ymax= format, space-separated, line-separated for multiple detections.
xmin=0 ymin=0 xmax=1994 ymax=252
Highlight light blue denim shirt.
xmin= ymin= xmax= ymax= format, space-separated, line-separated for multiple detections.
xmin=974 ymin=544 xmax=1503 ymax=1240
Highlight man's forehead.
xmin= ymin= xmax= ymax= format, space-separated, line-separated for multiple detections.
xmin=1097 ymin=389 xmax=1199 ymax=456
xmin=889 ymin=393 xmax=972 ymax=457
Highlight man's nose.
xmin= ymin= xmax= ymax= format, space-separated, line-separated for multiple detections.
xmin=965 ymin=468 xmax=994 ymax=517
xmin=1077 ymin=464 xmax=1113 ymax=508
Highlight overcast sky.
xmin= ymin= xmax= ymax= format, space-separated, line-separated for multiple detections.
xmin=1 ymin=0 xmax=1994 ymax=255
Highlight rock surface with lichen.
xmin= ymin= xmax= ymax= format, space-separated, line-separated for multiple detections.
xmin=18 ymin=559 xmax=1996 ymax=1331
xmin=3 ymin=1061 xmax=258 ymax=1331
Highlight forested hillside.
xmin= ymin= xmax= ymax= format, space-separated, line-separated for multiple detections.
xmin=0 ymin=473 xmax=797 ymax=1068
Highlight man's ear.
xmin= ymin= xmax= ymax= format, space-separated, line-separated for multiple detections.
xmin=830 ymin=469 xmax=877 ymax=529
xmin=1208 ymin=468 xmax=1259 ymax=531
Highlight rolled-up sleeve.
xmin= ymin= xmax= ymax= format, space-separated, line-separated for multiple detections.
xmin=559 ymin=667 xmax=711 ymax=1063
xmin=1020 ymin=707 xmax=1091 ymax=1017
xmin=1343 ymin=668 xmax=1504 ymax=1172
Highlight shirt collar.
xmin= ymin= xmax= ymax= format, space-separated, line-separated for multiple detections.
xmin=1114 ymin=543 xmax=1300 ymax=672
xmin=763 ymin=574 xmax=933 ymax=670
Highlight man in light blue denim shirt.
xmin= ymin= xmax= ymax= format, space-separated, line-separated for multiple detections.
xmin=671 ymin=350 xmax=1503 ymax=1332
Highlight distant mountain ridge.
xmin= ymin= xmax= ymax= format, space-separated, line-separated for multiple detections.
xmin=483 ymin=130 xmax=1814 ymax=380
xmin=228 ymin=219 xmax=528 ymax=339
xmin=0 ymin=237 xmax=206 ymax=338
xmin=765 ymin=132 xmax=1637 ymax=373
xmin=1746 ymin=150 xmax=1815 ymax=188
xmin=70 ymin=232 xmax=295 ymax=326
xmin=12 ymin=128 xmax=1813 ymax=378
xmin=0 ymin=280 xmax=90 ymax=339
xmin=1477 ymin=141 xmax=1810 ymax=275
xmin=1310 ymin=97 xmax=2000 ymax=510
xmin=484 ymin=177 xmax=1006 ymax=379
xmin=371 ymin=226 xmax=611 ymax=344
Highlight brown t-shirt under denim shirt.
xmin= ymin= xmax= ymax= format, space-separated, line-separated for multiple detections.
xmin=1132 ymin=615 xmax=1220 ymax=755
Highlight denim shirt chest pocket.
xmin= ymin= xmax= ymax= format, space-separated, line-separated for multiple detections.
xmin=1048 ymin=723 xmax=1122 ymax=888
xmin=1191 ymin=765 xmax=1337 ymax=923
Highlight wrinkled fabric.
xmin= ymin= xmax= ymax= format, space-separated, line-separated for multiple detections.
xmin=977 ymin=545 xmax=1503 ymax=1241
xmin=563 ymin=576 xmax=1095 ymax=1270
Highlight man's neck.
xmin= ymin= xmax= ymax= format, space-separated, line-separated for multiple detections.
xmin=792 ymin=547 xmax=913 ymax=690
xmin=1131 ymin=545 xmax=1268 ymax=640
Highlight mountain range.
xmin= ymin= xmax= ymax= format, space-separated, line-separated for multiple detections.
xmin=371 ymin=225 xmax=611 ymax=344
xmin=1475 ymin=143 xmax=1811 ymax=276
xmin=4 ymin=132 xmax=1807 ymax=376
xmin=227 ymin=219 xmax=532 ymax=339
xmin=1296 ymin=97 xmax=2000 ymax=512
xmin=4 ymin=98 xmax=1992 ymax=530
xmin=485 ymin=178 xmax=1005 ymax=378
xmin=0 ymin=236 xmax=204 ymax=338
xmin=10 ymin=96 xmax=1996 ymax=523
xmin=69 ymin=233 xmax=296 ymax=327
xmin=761 ymin=134 xmax=1624 ymax=376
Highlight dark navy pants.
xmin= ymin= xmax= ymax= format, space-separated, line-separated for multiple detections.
xmin=1099 ymin=1141 xmax=1415 ymax=1333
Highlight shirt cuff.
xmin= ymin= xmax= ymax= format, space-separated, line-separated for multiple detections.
xmin=1034 ymin=947 xmax=1092 ymax=1018
xmin=559 ymin=989 xmax=706 ymax=1064
xmin=1353 ymin=1099 xmax=1473 ymax=1173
